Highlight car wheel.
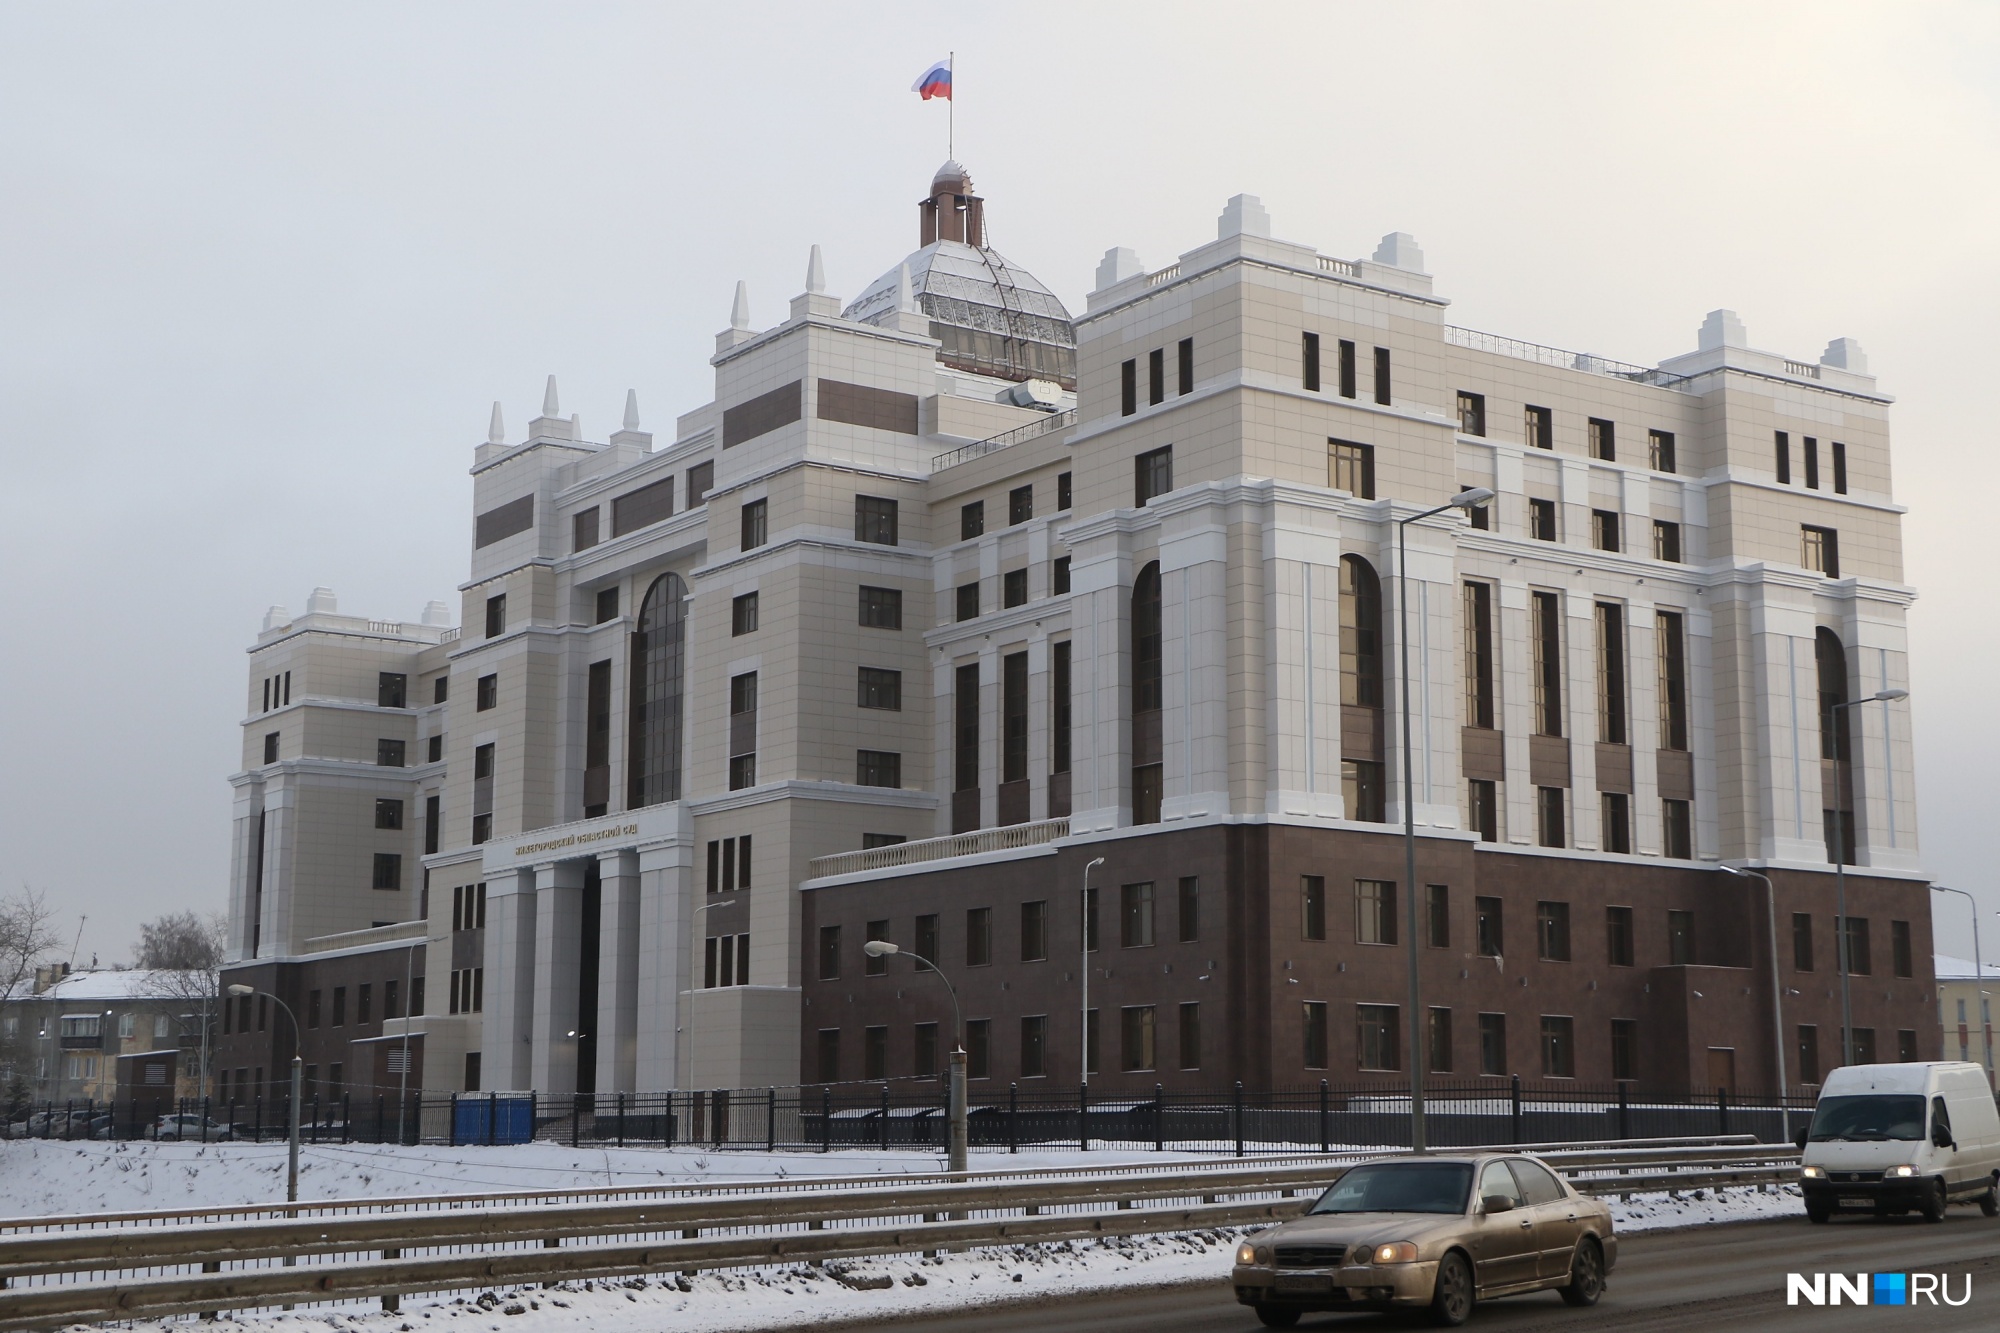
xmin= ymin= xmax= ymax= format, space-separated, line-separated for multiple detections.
xmin=1252 ymin=1304 xmax=1300 ymax=1329
xmin=1979 ymin=1183 xmax=1998 ymax=1218
xmin=1558 ymin=1238 xmax=1604 ymax=1307
xmin=1922 ymin=1180 xmax=1948 ymax=1224
xmin=1428 ymin=1250 xmax=1475 ymax=1327
xmin=1806 ymin=1201 xmax=1831 ymax=1224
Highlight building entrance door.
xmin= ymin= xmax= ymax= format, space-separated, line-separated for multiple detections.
xmin=1707 ymin=1047 xmax=1736 ymax=1093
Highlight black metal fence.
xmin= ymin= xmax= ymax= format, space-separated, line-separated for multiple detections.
xmin=5 ymin=1078 xmax=1822 ymax=1154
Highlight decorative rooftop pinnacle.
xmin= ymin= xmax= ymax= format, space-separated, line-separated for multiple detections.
xmin=542 ymin=375 xmax=560 ymax=417
xmin=806 ymin=245 xmax=826 ymax=295
xmin=731 ymin=281 xmax=751 ymax=331
xmin=487 ymin=400 xmax=505 ymax=444
xmin=622 ymin=388 xmax=640 ymax=432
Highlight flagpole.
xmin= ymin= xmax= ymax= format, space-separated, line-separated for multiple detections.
xmin=948 ymin=51 xmax=955 ymax=160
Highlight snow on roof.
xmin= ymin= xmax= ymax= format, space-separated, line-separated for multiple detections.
xmin=2 ymin=969 xmax=193 ymax=1003
xmin=1934 ymin=954 xmax=2000 ymax=981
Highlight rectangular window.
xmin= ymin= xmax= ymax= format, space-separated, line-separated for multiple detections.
xmin=1846 ymin=916 xmax=1872 ymax=976
xmin=433 ymin=676 xmax=447 ymax=704
xmin=1596 ymin=602 xmax=1626 ymax=744
xmin=1356 ymin=1004 xmax=1400 ymax=1071
xmin=1426 ymin=884 xmax=1450 ymax=949
xmin=816 ymin=1029 xmax=840 ymax=1083
xmin=857 ymin=666 xmax=902 ymax=711
xmin=1057 ymin=470 xmax=1073 ymax=510
xmin=1178 ymin=338 xmax=1194 ymax=395
xmin=855 ymin=750 xmax=901 ymax=787
xmin=1177 ymin=876 xmax=1199 ymax=943
xmin=1329 ymin=439 xmax=1375 ymax=499
xmin=916 ymin=913 xmax=939 ymax=966
xmin=428 ymin=734 xmax=443 ymax=764
xmin=375 ymin=798 xmax=403 ymax=830
xmin=1176 ymin=1001 xmax=1201 ymax=1070
xmin=1803 ymin=436 xmax=1820 ymax=490
xmin=1602 ymin=791 xmax=1632 ymax=853
xmin=1611 ymin=1019 xmax=1638 ymax=1080
xmin=1606 ymin=906 xmax=1635 ymax=967
xmin=1532 ymin=591 xmax=1562 ymax=736
xmin=1663 ymin=798 xmax=1693 ymax=858
xmin=1355 ymin=879 xmax=1397 ymax=946
xmin=858 ymin=585 xmax=902 ymax=629
xmin=1372 ymin=346 xmax=1391 ymax=405
xmin=728 ymin=671 xmax=757 ymax=790
xmin=966 ymin=906 xmax=992 ymax=967
xmin=953 ymin=661 xmax=979 ymax=796
xmin=1648 ymin=429 xmax=1676 ymax=473
xmin=485 ymin=594 xmax=507 ymax=638
xmin=1591 ymin=509 xmax=1621 ymax=553
xmin=1793 ymin=913 xmax=1815 ymax=972
xmin=1302 ymin=332 xmax=1321 ymax=391
xmin=476 ymin=673 xmax=497 ymax=711
xmin=956 ymin=582 xmax=980 ymax=622
xmin=1343 ymin=759 xmax=1386 ymax=823
xmin=1588 ymin=417 xmax=1615 ymax=461
xmin=1475 ymin=896 xmax=1503 ymax=958
xmin=1084 ymin=886 xmax=1098 ymax=953
xmin=1021 ymin=1015 xmax=1047 ymax=1078
xmin=1429 ymin=1007 xmax=1453 ymax=1073
xmin=1468 ymin=501 xmax=1490 ymax=530
xmin=960 ymin=501 xmax=985 ymax=541
xmin=1008 ymin=484 xmax=1033 ymax=526
xmin=1536 ymin=901 xmax=1572 ymax=961
xmin=424 ymin=794 xmax=439 ymax=854
xmin=1456 ymin=391 xmax=1486 ymax=436
xmin=1667 ymin=909 xmax=1695 ymax=966
xmin=1541 ymin=1015 xmax=1575 ymax=1077
xmin=861 ymin=833 xmax=905 ymax=850
xmin=1051 ymin=556 xmax=1070 ymax=595
xmin=1832 ymin=440 xmax=1847 ymax=494
xmin=1652 ymin=519 xmax=1682 ymax=563
xmin=1478 ymin=1012 xmax=1507 ymax=1075
xmin=1003 ymin=568 xmax=1028 ymax=608
xmin=863 ymin=920 xmax=890 ymax=977
xmin=378 ymin=672 xmax=407 ymax=709
xmin=1853 ymin=1028 xmax=1878 ymax=1064
xmin=1528 ymin=497 xmax=1557 ymax=542
xmin=817 ymin=925 xmax=841 ymax=981
xmin=1797 ymin=1024 xmax=1820 ymax=1084
xmin=377 ymin=738 xmax=406 ymax=768
xmin=1525 ymin=404 xmax=1553 ymax=449
xmin=1302 ymin=1001 xmax=1329 ymax=1069
xmin=1463 ymin=581 xmax=1494 ymax=728
xmin=1120 ymin=358 xmax=1137 ymax=416
xmin=1537 ymin=787 xmax=1566 ymax=848
xmin=1120 ymin=1005 xmax=1155 ymax=1072
xmin=1337 ymin=339 xmax=1357 ymax=398
xmin=1301 ymin=876 xmax=1327 ymax=941
xmin=740 ymin=498 xmax=768 ymax=550
xmin=1020 ymin=900 xmax=1047 ymax=962
xmin=330 ymin=986 xmax=347 ymax=1027
xmin=863 ymin=1025 xmax=888 ymax=1080
xmin=1119 ymin=882 xmax=1155 ymax=948
xmin=1052 ymin=641 xmax=1072 ymax=776
xmin=1002 ymin=651 xmax=1028 ymax=784
xmin=686 ymin=460 xmax=713 ymax=507
xmin=731 ymin=592 xmax=759 ymax=635
xmin=1801 ymin=525 xmax=1839 ymax=578
xmin=1775 ymin=431 xmax=1791 ymax=484
xmin=914 ymin=1022 xmax=938 ymax=1078
xmin=1135 ymin=445 xmax=1173 ymax=506
xmin=1148 ymin=346 xmax=1165 ymax=405
xmin=595 ymin=587 xmax=619 ymax=623
xmin=1469 ymin=779 xmax=1497 ymax=842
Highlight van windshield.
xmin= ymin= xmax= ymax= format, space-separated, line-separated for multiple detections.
xmin=1807 ymin=1094 xmax=1927 ymax=1142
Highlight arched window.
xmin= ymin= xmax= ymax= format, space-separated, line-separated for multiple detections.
xmin=1815 ymin=627 xmax=1850 ymax=763
xmin=628 ymin=572 xmax=687 ymax=809
xmin=1340 ymin=555 xmax=1383 ymax=709
xmin=1132 ymin=562 xmax=1163 ymax=825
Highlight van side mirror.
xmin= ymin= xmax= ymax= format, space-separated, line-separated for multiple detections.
xmin=1793 ymin=1128 xmax=1809 ymax=1152
xmin=1481 ymin=1195 xmax=1515 ymax=1214
xmin=1933 ymin=1124 xmax=1956 ymax=1150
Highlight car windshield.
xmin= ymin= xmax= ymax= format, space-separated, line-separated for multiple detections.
xmin=1309 ymin=1162 xmax=1473 ymax=1216
xmin=1808 ymin=1094 xmax=1926 ymax=1142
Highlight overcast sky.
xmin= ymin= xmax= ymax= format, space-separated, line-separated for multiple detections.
xmin=3 ymin=3 xmax=1996 ymax=968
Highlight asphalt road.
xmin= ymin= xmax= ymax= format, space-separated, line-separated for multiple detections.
xmin=854 ymin=1212 xmax=2000 ymax=1332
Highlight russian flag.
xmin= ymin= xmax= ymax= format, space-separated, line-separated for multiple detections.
xmin=912 ymin=59 xmax=952 ymax=101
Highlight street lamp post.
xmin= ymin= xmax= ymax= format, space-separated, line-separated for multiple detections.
xmin=1828 ymin=687 xmax=1909 ymax=1066
xmin=1397 ymin=487 xmax=1494 ymax=1153
xmin=1930 ymin=886 xmax=1984 ymax=1076
xmin=1081 ymin=857 xmax=1105 ymax=1093
xmin=226 ymin=984 xmax=301 ymax=1205
xmin=1720 ymin=864 xmax=1790 ymax=1142
xmin=684 ymin=896 xmax=740 ymax=1091
xmin=863 ymin=940 xmax=966 ymax=1173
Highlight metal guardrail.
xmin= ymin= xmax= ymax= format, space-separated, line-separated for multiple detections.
xmin=930 ymin=409 xmax=1075 ymax=472
xmin=0 ymin=1138 xmax=1796 ymax=1328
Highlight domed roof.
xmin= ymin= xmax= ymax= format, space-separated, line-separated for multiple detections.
xmin=932 ymin=159 xmax=973 ymax=194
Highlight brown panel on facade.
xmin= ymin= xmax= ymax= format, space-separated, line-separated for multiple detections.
xmin=1133 ymin=710 xmax=1163 ymax=767
xmin=997 ymin=779 xmax=1030 ymax=827
xmin=1461 ymin=727 xmax=1505 ymax=782
xmin=721 ymin=381 xmax=802 ymax=448
xmin=1342 ymin=705 xmax=1385 ymax=761
xmin=1656 ymin=750 xmax=1694 ymax=801
xmin=1822 ymin=758 xmax=1854 ymax=812
xmin=952 ymin=787 xmax=981 ymax=835
xmin=817 ymin=379 xmax=920 ymax=435
xmin=474 ymin=495 xmax=534 ymax=548
xmin=1047 ymin=771 xmax=1071 ymax=818
xmin=1529 ymin=735 xmax=1572 ymax=788
xmin=1595 ymin=743 xmax=1634 ymax=795
xmin=611 ymin=476 xmax=675 ymax=538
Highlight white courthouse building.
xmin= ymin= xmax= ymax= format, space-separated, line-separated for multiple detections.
xmin=215 ymin=163 xmax=1933 ymax=1106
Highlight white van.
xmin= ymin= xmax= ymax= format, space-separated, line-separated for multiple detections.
xmin=1797 ymin=1061 xmax=2000 ymax=1223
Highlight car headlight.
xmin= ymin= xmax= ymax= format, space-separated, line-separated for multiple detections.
xmin=1800 ymin=1165 xmax=1825 ymax=1179
xmin=1237 ymin=1242 xmax=1258 ymax=1266
xmin=1373 ymin=1242 xmax=1419 ymax=1264
xmin=1886 ymin=1164 xmax=1919 ymax=1179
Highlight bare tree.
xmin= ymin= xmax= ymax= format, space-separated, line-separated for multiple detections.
xmin=135 ymin=912 xmax=227 ymax=1092
xmin=135 ymin=912 xmax=225 ymax=972
xmin=0 ymin=887 xmax=60 ymax=999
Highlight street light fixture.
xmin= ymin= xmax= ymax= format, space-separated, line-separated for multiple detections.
xmin=226 ymin=984 xmax=302 ymax=1207
xmin=1719 ymin=864 xmax=1790 ymax=1142
xmin=1828 ymin=687 xmax=1908 ymax=1066
xmin=1081 ymin=857 xmax=1105 ymax=1095
xmin=863 ymin=939 xmax=967 ymax=1174
xmin=685 ymin=895 xmax=740 ymax=1092
xmin=1929 ymin=885 xmax=1985 ymax=1078
xmin=1397 ymin=486 xmax=1494 ymax=1153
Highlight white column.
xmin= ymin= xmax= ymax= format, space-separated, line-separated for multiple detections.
xmin=595 ymin=850 xmax=642 ymax=1094
xmin=529 ymin=860 xmax=586 ymax=1095
xmin=635 ymin=839 xmax=693 ymax=1091
xmin=1845 ymin=604 xmax=1919 ymax=871
xmin=1262 ymin=512 xmax=1342 ymax=818
xmin=483 ymin=867 xmax=539 ymax=1091
xmin=1066 ymin=537 xmax=1133 ymax=833
xmin=1161 ymin=514 xmax=1230 ymax=821
xmin=1743 ymin=586 xmax=1826 ymax=863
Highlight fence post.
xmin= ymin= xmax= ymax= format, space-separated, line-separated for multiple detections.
xmin=1154 ymin=1084 xmax=1165 ymax=1152
xmin=571 ymin=1092 xmax=581 ymax=1148
xmin=1233 ymin=1081 xmax=1245 ymax=1159
xmin=767 ymin=1088 xmax=776 ymax=1152
xmin=1717 ymin=1086 xmax=1729 ymax=1136
xmin=1008 ymin=1083 xmax=1019 ymax=1155
xmin=254 ymin=1094 xmax=262 ymax=1143
xmin=201 ymin=1095 xmax=211 ymax=1143
xmin=342 ymin=1093 xmax=351 ymax=1143
xmin=821 ymin=1087 xmax=831 ymax=1153
xmin=1509 ymin=1074 xmax=1522 ymax=1145
xmin=1617 ymin=1083 xmax=1629 ymax=1140
xmin=1078 ymin=1082 xmax=1089 ymax=1152
xmin=486 ymin=1091 xmax=497 ymax=1147
xmin=1319 ymin=1080 xmax=1330 ymax=1153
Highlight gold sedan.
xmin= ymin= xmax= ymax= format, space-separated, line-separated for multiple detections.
xmin=1229 ymin=1153 xmax=1616 ymax=1327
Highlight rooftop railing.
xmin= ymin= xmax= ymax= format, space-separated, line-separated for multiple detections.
xmin=1445 ymin=325 xmax=1691 ymax=389
xmin=807 ymin=817 xmax=1069 ymax=879
xmin=931 ymin=408 xmax=1076 ymax=472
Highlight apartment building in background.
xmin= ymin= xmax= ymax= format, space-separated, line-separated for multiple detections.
xmin=216 ymin=161 xmax=1932 ymax=1107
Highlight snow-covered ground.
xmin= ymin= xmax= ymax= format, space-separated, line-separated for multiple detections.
xmin=0 ymin=1140 xmax=1803 ymax=1333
